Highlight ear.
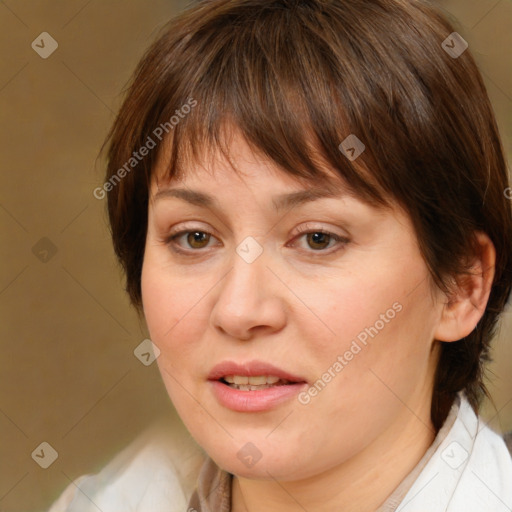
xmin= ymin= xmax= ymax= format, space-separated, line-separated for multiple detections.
xmin=434 ymin=231 xmax=496 ymax=342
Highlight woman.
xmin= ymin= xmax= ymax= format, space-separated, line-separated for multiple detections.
xmin=50 ymin=0 xmax=512 ymax=510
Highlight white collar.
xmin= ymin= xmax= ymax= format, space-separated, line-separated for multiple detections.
xmin=394 ymin=393 xmax=512 ymax=511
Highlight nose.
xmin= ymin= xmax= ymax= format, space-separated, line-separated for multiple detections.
xmin=209 ymin=247 xmax=287 ymax=341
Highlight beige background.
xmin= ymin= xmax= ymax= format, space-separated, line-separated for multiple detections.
xmin=0 ymin=1 xmax=510 ymax=511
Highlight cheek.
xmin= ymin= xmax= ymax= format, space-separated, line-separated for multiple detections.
xmin=141 ymin=270 xmax=174 ymax=343
xmin=307 ymin=259 xmax=438 ymax=398
xmin=141 ymin=266 xmax=202 ymax=411
xmin=295 ymin=288 xmax=437 ymax=464
xmin=320 ymin=283 xmax=437 ymax=413
xmin=141 ymin=257 xmax=205 ymax=374
xmin=142 ymin=282 xmax=219 ymax=451
xmin=303 ymin=272 xmax=405 ymax=358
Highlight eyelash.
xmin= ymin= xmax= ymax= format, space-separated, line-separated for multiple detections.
xmin=164 ymin=223 xmax=350 ymax=257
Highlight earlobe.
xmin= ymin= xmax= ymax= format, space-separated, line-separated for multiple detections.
xmin=434 ymin=231 xmax=496 ymax=343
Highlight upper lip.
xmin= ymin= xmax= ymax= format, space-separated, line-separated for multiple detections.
xmin=208 ymin=360 xmax=307 ymax=383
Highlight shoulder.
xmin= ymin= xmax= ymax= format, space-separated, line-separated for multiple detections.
xmin=48 ymin=415 xmax=205 ymax=512
xmin=452 ymin=398 xmax=512 ymax=509
xmin=503 ymin=431 xmax=512 ymax=457
xmin=398 ymin=394 xmax=512 ymax=512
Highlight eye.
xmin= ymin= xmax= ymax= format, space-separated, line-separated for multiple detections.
xmin=166 ymin=229 xmax=217 ymax=253
xmin=164 ymin=224 xmax=349 ymax=255
xmin=291 ymin=224 xmax=349 ymax=254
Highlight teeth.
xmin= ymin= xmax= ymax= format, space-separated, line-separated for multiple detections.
xmin=224 ymin=375 xmax=287 ymax=385
xmin=248 ymin=376 xmax=267 ymax=385
xmin=231 ymin=384 xmax=275 ymax=391
xmin=222 ymin=375 xmax=293 ymax=390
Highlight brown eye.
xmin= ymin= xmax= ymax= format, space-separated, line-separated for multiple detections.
xmin=292 ymin=225 xmax=349 ymax=255
xmin=305 ymin=232 xmax=332 ymax=250
xmin=186 ymin=231 xmax=211 ymax=249
xmin=166 ymin=225 xmax=349 ymax=257
xmin=166 ymin=230 xmax=215 ymax=253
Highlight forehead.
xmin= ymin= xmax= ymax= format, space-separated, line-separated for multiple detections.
xmin=150 ymin=126 xmax=358 ymax=200
xmin=148 ymin=119 xmax=395 ymax=217
xmin=150 ymin=162 xmax=367 ymax=217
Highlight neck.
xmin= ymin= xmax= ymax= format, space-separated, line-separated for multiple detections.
xmin=232 ymin=405 xmax=436 ymax=512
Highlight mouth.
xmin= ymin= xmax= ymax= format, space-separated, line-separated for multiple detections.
xmin=208 ymin=361 xmax=308 ymax=412
xmin=219 ymin=374 xmax=296 ymax=391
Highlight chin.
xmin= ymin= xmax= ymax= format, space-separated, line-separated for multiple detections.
xmin=204 ymin=440 xmax=310 ymax=481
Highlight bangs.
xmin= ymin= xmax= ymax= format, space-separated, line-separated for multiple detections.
xmin=145 ymin=1 xmax=390 ymax=207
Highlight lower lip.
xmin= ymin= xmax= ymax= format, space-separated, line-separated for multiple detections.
xmin=209 ymin=380 xmax=307 ymax=412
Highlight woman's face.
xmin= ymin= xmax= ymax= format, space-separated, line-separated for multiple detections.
xmin=141 ymin=129 xmax=445 ymax=481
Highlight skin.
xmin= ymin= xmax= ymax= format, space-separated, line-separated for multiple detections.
xmin=141 ymin=127 xmax=495 ymax=512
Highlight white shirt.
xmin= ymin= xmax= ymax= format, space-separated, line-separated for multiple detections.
xmin=48 ymin=394 xmax=512 ymax=511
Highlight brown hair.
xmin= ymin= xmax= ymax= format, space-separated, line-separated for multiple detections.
xmin=102 ymin=0 xmax=512 ymax=430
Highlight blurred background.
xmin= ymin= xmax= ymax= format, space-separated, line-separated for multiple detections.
xmin=0 ymin=0 xmax=510 ymax=510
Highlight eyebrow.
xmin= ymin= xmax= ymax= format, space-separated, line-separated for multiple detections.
xmin=153 ymin=187 xmax=343 ymax=211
